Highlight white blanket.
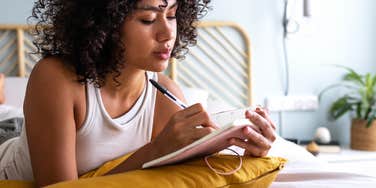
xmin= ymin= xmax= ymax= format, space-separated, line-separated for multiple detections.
xmin=0 ymin=105 xmax=23 ymax=122
xmin=268 ymin=137 xmax=376 ymax=188
xmin=271 ymin=161 xmax=376 ymax=188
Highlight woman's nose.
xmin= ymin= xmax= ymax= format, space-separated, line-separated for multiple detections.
xmin=156 ymin=19 xmax=175 ymax=42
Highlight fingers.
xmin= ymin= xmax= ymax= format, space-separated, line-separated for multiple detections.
xmin=245 ymin=110 xmax=276 ymax=142
xmin=255 ymin=107 xmax=276 ymax=130
xmin=175 ymin=103 xmax=206 ymax=119
xmin=229 ymin=137 xmax=268 ymax=157
xmin=243 ymin=126 xmax=271 ymax=149
xmin=229 ymin=126 xmax=272 ymax=157
xmin=193 ymin=127 xmax=216 ymax=140
xmin=187 ymin=111 xmax=218 ymax=129
xmin=239 ymin=107 xmax=276 ymax=157
xmin=244 ymin=147 xmax=268 ymax=157
xmin=174 ymin=103 xmax=218 ymax=129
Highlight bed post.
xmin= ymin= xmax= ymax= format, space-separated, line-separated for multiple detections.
xmin=16 ymin=27 xmax=26 ymax=77
xmin=169 ymin=58 xmax=177 ymax=81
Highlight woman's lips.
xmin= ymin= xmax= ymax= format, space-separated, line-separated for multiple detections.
xmin=154 ymin=50 xmax=171 ymax=60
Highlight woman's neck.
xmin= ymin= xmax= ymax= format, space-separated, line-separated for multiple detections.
xmin=103 ymin=69 xmax=146 ymax=102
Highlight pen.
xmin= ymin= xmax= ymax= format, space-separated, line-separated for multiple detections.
xmin=150 ymin=79 xmax=218 ymax=129
xmin=149 ymin=79 xmax=188 ymax=109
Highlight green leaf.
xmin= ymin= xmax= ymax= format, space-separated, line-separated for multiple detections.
xmin=329 ymin=96 xmax=353 ymax=119
xmin=367 ymin=116 xmax=375 ymax=128
xmin=367 ymin=109 xmax=376 ymax=128
xmin=373 ymin=74 xmax=376 ymax=93
xmin=344 ymin=72 xmax=364 ymax=86
xmin=336 ymin=65 xmax=365 ymax=85
xmin=372 ymin=74 xmax=376 ymax=88
xmin=322 ymin=65 xmax=376 ymax=122
xmin=358 ymin=88 xmax=371 ymax=119
xmin=367 ymin=119 xmax=373 ymax=128
xmin=366 ymin=74 xmax=376 ymax=105
xmin=356 ymin=102 xmax=362 ymax=119
xmin=365 ymin=74 xmax=374 ymax=97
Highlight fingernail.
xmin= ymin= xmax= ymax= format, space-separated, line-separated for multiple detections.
xmin=248 ymin=110 xmax=256 ymax=116
xmin=257 ymin=107 xmax=265 ymax=112
xmin=243 ymin=126 xmax=251 ymax=134
xmin=210 ymin=121 xmax=219 ymax=129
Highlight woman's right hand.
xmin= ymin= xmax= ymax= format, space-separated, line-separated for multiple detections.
xmin=150 ymin=103 xmax=218 ymax=159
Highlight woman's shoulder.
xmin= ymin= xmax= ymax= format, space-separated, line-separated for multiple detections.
xmin=26 ymin=57 xmax=84 ymax=103
xmin=24 ymin=57 xmax=87 ymax=130
xmin=29 ymin=57 xmax=81 ymax=87
xmin=31 ymin=57 xmax=75 ymax=80
xmin=156 ymin=73 xmax=186 ymax=102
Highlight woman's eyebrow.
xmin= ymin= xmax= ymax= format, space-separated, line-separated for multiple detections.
xmin=136 ymin=2 xmax=177 ymax=12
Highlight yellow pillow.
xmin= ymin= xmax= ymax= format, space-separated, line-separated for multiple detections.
xmin=0 ymin=154 xmax=286 ymax=188
xmin=0 ymin=180 xmax=35 ymax=188
xmin=46 ymin=154 xmax=286 ymax=188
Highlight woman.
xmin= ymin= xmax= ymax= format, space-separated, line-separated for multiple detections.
xmin=0 ymin=0 xmax=276 ymax=186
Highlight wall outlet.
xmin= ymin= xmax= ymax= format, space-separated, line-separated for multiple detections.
xmin=265 ymin=95 xmax=318 ymax=112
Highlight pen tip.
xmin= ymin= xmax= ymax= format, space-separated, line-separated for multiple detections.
xmin=149 ymin=79 xmax=158 ymax=87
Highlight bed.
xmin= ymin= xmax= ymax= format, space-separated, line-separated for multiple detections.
xmin=1 ymin=22 xmax=376 ymax=187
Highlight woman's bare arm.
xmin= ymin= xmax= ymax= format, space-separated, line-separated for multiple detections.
xmin=24 ymin=58 xmax=79 ymax=187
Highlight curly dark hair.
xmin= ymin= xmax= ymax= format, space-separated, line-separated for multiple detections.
xmin=30 ymin=0 xmax=211 ymax=87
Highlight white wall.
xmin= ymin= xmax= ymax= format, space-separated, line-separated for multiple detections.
xmin=0 ymin=0 xmax=32 ymax=24
xmin=1 ymin=0 xmax=376 ymax=145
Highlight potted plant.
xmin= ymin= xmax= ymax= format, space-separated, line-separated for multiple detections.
xmin=320 ymin=66 xmax=376 ymax=151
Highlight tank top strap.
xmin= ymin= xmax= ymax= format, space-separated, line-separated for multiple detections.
xmin=77 ymin=83 xmax=99 ymax=136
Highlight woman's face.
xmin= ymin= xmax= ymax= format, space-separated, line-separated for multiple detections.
xmin=121 ymin=0 xmax=177 ymax=72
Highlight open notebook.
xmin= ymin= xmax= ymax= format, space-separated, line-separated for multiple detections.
xmin=142 ymin=107 xmax=254 ymax=168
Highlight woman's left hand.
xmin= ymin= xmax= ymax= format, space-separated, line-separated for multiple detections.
xmin=229 ymin=107 xmax=277 ymax=157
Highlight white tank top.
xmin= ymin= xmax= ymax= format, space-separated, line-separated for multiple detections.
xmin=0 ymin=71 xmax=157 ymax=179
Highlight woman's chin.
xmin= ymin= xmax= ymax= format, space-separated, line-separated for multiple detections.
xmin=151 ymin=66 xmax=168 ymax=72
xmin=150 ymin=62 xmax=169 ymax=72
xmin=133 ymin=59 xmax=169 ymax=72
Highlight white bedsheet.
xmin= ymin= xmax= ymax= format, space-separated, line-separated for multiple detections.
xmin=268 ymin=136 xmax=376 ymax=188
xmin=4 ymin=77 xmax=28 ymax=109
xmin=271 ymin=161 xmax=376 ymax=188
xmin=0 ymin=105 xmax=23 ymax=121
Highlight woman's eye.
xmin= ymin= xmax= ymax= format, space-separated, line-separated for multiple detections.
xmin=167 ymin=16 xmax=176 ymax=20
xmin=140 ymin=19 xmax=155 ymax=25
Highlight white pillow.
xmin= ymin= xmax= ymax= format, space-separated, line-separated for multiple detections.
xmin=206 ymin=98 xmax=237 ymax=114
xmin=4 ymin=77 xmax=28 ymax=109
xmin=268 ymin=135 xmax=323 ymax=164
xmin=180 ymin=87 xmax=208 ymax=109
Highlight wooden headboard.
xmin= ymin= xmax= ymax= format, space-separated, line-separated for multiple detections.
xmin=0 ymin=21 xmax=252 ymax=107
xmin=170 ymin=21 xmax=252 ymax=107
xmin=0 ymin=25 xmax=38 ymax=77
